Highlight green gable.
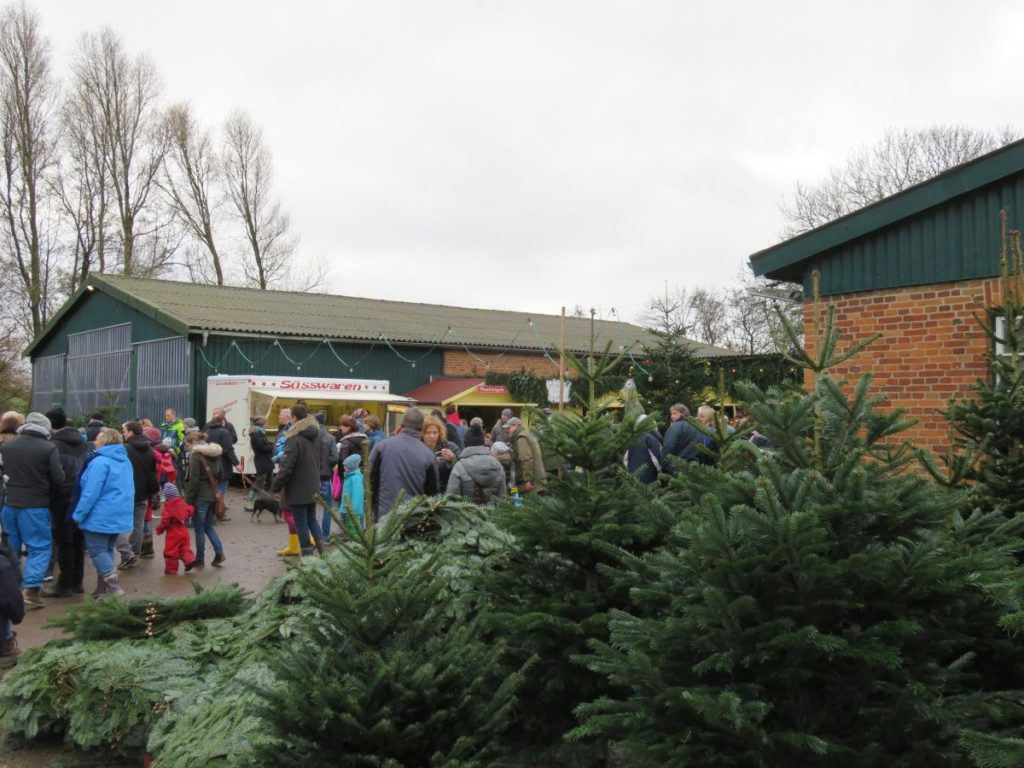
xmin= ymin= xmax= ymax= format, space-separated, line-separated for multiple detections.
xmin=750 ymin=139 xmax=1024 ymax=296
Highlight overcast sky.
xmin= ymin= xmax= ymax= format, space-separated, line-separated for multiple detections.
xmin=32 ymin=1 xmax=1024 ymax=321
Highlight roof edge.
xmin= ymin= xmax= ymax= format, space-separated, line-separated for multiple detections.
xmin=749 ymin=138 xmax=1024 ymax=280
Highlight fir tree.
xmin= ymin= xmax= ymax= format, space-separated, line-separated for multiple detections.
xmin=477 ymin=344 xmax=675 ymax=764
xmin=574 ymin=295 xmax=1024 ymax=767
xmin=249 ymin=499 xmax=527 ymax=768
xmin=941 ymin=221 xmax=1024 ymax=518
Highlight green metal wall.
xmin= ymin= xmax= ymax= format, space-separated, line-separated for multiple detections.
xmin=190 ymin=336 xmax=444 ymax=420
xmin=806 ymin=174 xmax=1024 ymax=297
xmin=32 ymin=290 xmax=180 ymax=358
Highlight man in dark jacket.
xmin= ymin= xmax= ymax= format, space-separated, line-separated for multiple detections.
xmin=369 ymin=408 xmax=439 ymax=519
xmin=115 ymin=421 xmax=158 ymax=569
xmin=205 ymin=408 xmax=238 ymax=497
xmin=0 ymin=412 xmax=64 ymax=609
xmin=271 ymin=405 xmax=324 ymax=557
xmin=84 ymin=412 xmax=105 ymax=443
xmin=247 ymin=417 xmax=275 ymax=510
xmin=662 ymin=403 xmax=705 ymax=470
xmin=0 ymin=536 xmax=24 ymax=667
xmin=43 ymin=408 xmax=89 ymax=597
xmin=314 ymin=413 xmax=339 ymax=538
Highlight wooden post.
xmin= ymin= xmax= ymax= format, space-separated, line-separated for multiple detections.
xmin=559 ymin=306 xmax=566 ymax=411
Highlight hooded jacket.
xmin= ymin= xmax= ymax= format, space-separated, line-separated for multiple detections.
xmin=72 ymin=444 xmax=134 ymax=534
xmin=368 ymin=428 xmax=439 ymax=518
xmin=184 ymin=443 xmax=223 ymax=505
xmin=446 ymin=446 xmax=507 ymax=503
xmin=125 ymin=433 xmax=159 ymax=502
xmin=271 ymin=416 xmax=322 ymax=506
xmin=0 ymin=425 xmax=64 ymax=508
xmin=51 ymin=426 xmax=90 ymax=511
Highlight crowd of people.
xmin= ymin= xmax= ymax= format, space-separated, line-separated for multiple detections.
xmin=0 ymin=395 xmax=744 ymax=668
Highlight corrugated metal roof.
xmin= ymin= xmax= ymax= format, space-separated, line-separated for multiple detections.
xmin=29 ymin=274 xmax=734 ymax=359
xmin=750 ymin=138 xmax=1024 ymax=285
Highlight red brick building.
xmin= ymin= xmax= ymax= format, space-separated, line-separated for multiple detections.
xmin=749 ymin=140 xmax=1024 ymax=455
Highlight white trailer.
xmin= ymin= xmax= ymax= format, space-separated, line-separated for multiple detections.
xmin=205 ymin=375 xmax=415 ymax=474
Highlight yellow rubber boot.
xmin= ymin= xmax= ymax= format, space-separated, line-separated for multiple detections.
xmin=276 ymin=534 xmax=301 ymax=556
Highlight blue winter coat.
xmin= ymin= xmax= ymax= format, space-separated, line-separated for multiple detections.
xmin=72 ymin=444 xmax=134 ymax=534
xmin=341 ymin=470 xmax=365 ymax=523
xmin=625 ymin=431 xmax=663 ymax=485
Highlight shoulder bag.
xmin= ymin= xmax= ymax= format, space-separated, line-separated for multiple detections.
xmin=197 ymin=455 xmax=227 ymax=520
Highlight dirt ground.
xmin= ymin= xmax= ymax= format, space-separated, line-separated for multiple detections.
xmin=1 ymin=487 xmax=293 ymax=767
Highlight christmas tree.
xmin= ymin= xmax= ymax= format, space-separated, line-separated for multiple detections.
xmin=573 ymin=292 xmax=1024 ymax=767
xmin=940 ymin=216 xmax=1024 ymax=518
xmin=248 ymin=497 xmax=526 ymax=767
xmin=477 ymin=342 xmax=675 ymax=765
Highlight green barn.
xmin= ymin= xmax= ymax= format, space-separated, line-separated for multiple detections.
xmin=27 ymin=274 xmax=723 ymax=422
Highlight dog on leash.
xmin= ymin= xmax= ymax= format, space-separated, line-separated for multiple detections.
xmin=250 ymin=488 xmax=283 ymax=523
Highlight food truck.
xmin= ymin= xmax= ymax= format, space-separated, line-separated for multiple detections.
xmin=205 ymin=375 xmax=415 ymax=474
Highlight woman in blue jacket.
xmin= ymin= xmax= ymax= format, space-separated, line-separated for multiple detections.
xmin=72 ymin=427 xmax=134 ymax=597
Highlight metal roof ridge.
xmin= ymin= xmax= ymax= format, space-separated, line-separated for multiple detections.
xmin=749 ymin=137 xmax=1024 ymax=278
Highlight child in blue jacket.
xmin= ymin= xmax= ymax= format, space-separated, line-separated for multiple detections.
xmin=340 ymin=453 xmax=365 ymax=535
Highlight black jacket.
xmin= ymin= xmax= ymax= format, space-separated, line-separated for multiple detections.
xmin=0 ymin=545 xmax=24 ymax=625
xmin=271 ymin=416 xmax=322 ymax=506
xmin=84 ymin=420 xmax=104 ymax=443
xmin=0 ymin=428 xmax=64 ymax=508
xmin=125 ymin=434 xmax=159 ymax=502
xmin=250 ymin=427 xmax=275 ymax=475
xmin=206 ymin=422 xmax=238 ymax=479
xmin=51 ymin=427 xmax=91 ymax=511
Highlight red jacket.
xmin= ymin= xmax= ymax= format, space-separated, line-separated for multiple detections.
xmin=156 ymin=497 xmax=193 ymax=534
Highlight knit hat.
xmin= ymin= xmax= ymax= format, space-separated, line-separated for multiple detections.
xmin=315 ymin=412 xmax=326 ymax=425
xmin=44 ymin=407 xmax=67 ymax=430
xmin=342 ymin=453 xmax=362 ymax=471
xmin=163 ymin=482 xmax=180 ymax=501
xmin=183 ymin=417 xmax=197 ymax=428
xmin=401 ymin=409 xmax=424 ymax=430
xmin=490 ymin=440 xmax=511 ymax=455
xmin=352 ymin=408 xmax=369 ymax=420
xmin=24 ymin=412 xmax=51 ymax=431
xmin=464 ymin=424 xmax=486 ymax=448
xmin=143 ymin=426 xmax=162 ymax=443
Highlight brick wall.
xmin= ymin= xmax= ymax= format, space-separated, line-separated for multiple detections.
xmin=443 ymin=349 xmax=569 ymax=378
xmin=805 ymin=278 xmax=1004 ymax=455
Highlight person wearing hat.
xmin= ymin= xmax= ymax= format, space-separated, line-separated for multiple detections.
xmin=114 ymin=421 xmax=159 ymax=570
xmin=490 ymin=408 xmax=515 ymax=446
xmin=155 ymin=481 xmax=196 ymax=574
xmin=339 ymin=453 xmax=365 ymax=534
xmin=504 ymin=417 xmax=547 ymax=495
xmin=43 ymin=407 xmax=89 ymax=598
xmin=0 ymin=412 xmax=64 ymax=608
xmin=367 ymin=408 xmax=439 ymax=520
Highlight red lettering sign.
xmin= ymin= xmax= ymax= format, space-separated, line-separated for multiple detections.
xmin=476 ymin=384 xmax=509 ymax=394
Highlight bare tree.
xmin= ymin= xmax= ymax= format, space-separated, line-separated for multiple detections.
xmin=161 ymin=102 xmax=225 ymax=284
xmin=69 ymin=29 xmax=167 ymax=276
xmin=781 ymin=126 xmax=1019 ymax=237
xmin=222 ymin=110 xmax=295 ymax=290
xmin=637 ymin=286 xmax=691 ymax=339
xmin=688 ymin=287 xmax=728 ymax=347
xmin=0 ymin=2 xmax=60 ymax=337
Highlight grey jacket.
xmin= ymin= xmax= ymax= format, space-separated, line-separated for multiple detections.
xmin=446 ymin=446 xmax=507 ymax=503
xmin=368 ymin=428 xmax=439 ymax=518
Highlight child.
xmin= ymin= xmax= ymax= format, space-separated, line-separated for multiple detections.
xmin=340 ymin=453 xmax=365 ymax=535
xmin=156 ymin=482 xmax=196 ymax=574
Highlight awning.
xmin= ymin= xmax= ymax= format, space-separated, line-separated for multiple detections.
xmin=251 ymin=388 xmax=415 ymax=405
